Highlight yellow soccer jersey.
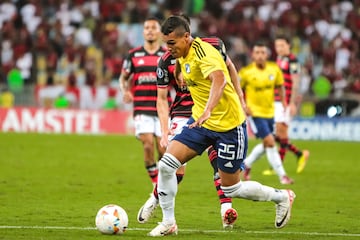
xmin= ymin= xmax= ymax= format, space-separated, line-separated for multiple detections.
xmin=239 ymin=62 xmax=284 ymax=118
xmin=179 ymin=37 xmax=245 ymax=132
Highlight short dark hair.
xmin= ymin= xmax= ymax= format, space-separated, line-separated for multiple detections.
xmin=145 ymin=16 xmax=162 ymax=25
xmin=161 ymin=16 xmax=190 ymax=36
xmin=253 ymin=41 xmax=267 ymax=48
xmin=275 ymin=34 xmax=290 ymax=44
xmin=179 ymin=13 xmax=191 ymax=25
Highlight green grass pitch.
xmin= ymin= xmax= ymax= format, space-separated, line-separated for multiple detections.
xmin=0 ymin=133 xmax=359 ymax=239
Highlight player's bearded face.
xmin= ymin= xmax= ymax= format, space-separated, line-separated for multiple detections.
xmin=143 ymin=20 xmax=161 ymax=43
xmin=252 ymin=46 xmax=268 ymax=67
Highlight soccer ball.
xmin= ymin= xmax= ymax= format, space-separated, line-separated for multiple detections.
xmin=95 ymin=204 xmax=128 ymax=235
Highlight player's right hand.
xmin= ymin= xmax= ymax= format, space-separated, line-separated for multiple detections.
xmin=123 ymin=91 xmax=133 ymax=103
xmin=160 ymin=129 xmax=174 ymax=148
xmin=244 ymin=106 xmax=253 ymax=116
xmin=160 ymin=135 xmax=168 ymax=148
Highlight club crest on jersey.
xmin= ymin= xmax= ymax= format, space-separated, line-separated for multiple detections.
xmin=156 ymin=67 xmax=164 ymax=78
xmin=290 ymin=63 xmax=298 ymax=72
xmin=268 ymin=74 xmax=275 ymax=81
xmin=185 ymin=63 xmax=191 ymax=73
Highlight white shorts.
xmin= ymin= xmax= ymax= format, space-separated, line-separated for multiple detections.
xmin=274 ymin=101 xmax=291 ymax=125
xmin=169 ymin=117 xmax=189 ymax=166
xmin=168 ymin=117 xmax=189 ymax=141
xmin=134 ymin=114 xmax=162 ymax=138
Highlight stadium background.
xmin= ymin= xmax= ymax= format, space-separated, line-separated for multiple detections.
xmin=1 ymin=2 xmax=360 ymax=239
xmin=0 ymin=0 xmax=360 ymax=140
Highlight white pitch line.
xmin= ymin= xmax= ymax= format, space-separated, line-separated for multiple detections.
xmin=0 ymin=225 xmax=359 ymax=237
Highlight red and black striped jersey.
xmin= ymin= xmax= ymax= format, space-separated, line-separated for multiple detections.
xmin=156 ymin=37 xmax=227 ymax=119
xmin=122 ymin=46 xmax=168 ymax=116
xmin=157 ymin=50 xmax=193 ymax=119
xmin=274 ymin=53 xmax=300 ymax=104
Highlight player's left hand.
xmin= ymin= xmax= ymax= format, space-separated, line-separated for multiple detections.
xmin=189 ymin=110 xmax=211 ymax=128
xmin=289 ymin=103 xmax=297 ymax=116
xmin=282 ymin=100 xmax=288 ymax=112
xmin=176 ymin=73 xmax=188 ymax=91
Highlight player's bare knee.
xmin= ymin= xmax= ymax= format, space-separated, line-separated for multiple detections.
xmin=143 ymin=142 xmax=154 ymax=153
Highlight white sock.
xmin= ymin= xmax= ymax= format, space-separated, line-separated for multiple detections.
xmin=157 ymin=153 xmax=181 ymax=224
xmin=220 ymin=202 xmax=232 ymax=217
xmin=221 ymin=181 xmax=287 ymax=203
xmin=244 ymin=143 xmax=264 ymax=168
xmin=265 ymin=146 xmax=286 ymax=178
xmin=150 ymin=192 xmax=158 ymax=204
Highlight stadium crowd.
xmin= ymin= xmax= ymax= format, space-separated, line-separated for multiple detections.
xmin=0 ymin=0 xmax=359 ymax=111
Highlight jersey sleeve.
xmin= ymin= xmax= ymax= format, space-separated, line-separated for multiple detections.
xmin=121 ymin=52 xmax=133 ymax=74
xmin=156 ymin=57 xmax=170 ymax=88
xmin=201 ymin=37 xmax=228 ymax=62
xmin=199 ymin=43 xmax=225 ymax=79
xmin=218 ymin=38 xmax=227 ymax=62
xmin=289 ymin=57 xmax=300 ymax=75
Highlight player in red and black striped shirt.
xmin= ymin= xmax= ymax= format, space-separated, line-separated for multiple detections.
xmin=119 ymin=17 xmax=171 ymax=187
xmin=271 ymin=35 xmax=309 ymax=174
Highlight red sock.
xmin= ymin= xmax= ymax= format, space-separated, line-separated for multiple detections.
xmin=207 ymin=146 xmax=218 ymax=175
xmin=288 ymin=143 xmax=302 ymax=158
xmin=146 ymin=163 xmax=158 ymax=185
xmin=153 ymin=184 xmax=159 ymax=200
xmin=176 ymin=173 xmax=184 ymax=184
xmin=208 ymin=146 xmax=231 ymax=205
xmin=214 ymin=178 xmax=232 ymax=205
xmin=279 ymin=138 xmax=288 ymax=162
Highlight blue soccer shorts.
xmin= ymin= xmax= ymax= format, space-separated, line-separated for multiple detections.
xmin=173 ymin=117 xmax=248 ymax=173
xmin=247 ymin=116 xmax=274 ymax=139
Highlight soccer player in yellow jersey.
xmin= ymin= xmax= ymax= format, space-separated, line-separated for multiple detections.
xmin=147 ymin=15 xmax=296 ymax=237
xmin=239 ymin=42 xmax=294 ymax=185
